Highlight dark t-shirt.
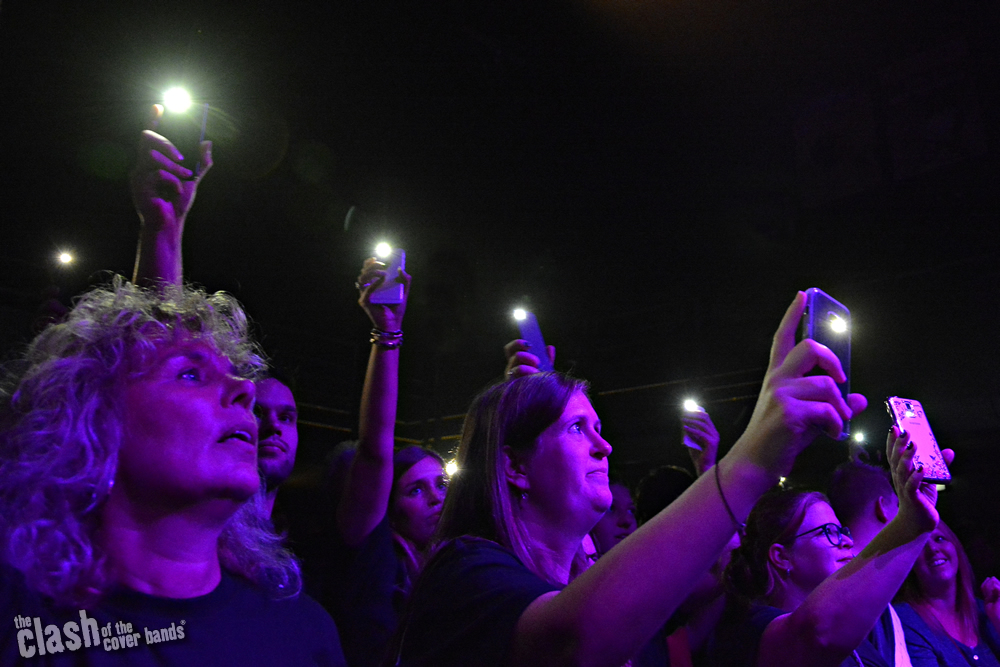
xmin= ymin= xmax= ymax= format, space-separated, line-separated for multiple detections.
xmin=708 ymin=603 xmax=893 ymax=667
xmin=0 ymin=565 xmax=346 ymax=666
xmin=895 ymin=600 xmax=1000 ymax=667
xmin=393 ymin=537 xmax=561 ymax=667
xmin=322 ymin=517 xmax=407 ymax=667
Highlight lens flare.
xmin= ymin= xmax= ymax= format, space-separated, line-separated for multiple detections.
xmin=513 ymin=309 xmax=527 ymax=321
xmin=374 ymin=242 xmax=392 ymax=258
xmin=57 ymin=252 xmax=73 ymax=265
xmin=830 ymin=315 xmax=848 ymax=333
xmin=163 ymin=87 xmax=192 ymax=113
xmin=445 ymin=460 xmax=458 ymax=476
xmin=683 ymin=399 xmax=700 ymax=412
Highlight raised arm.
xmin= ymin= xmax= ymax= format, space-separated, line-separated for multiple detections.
xmin=131 ymin=105 xmax=212 ymax=286
xmin=335 ymin=259 xmax=412 ymax=547
xmin=757 ymin=430 xmax=950 ymax=667
xmin=510 ymin=292 xmax=868 ymax=667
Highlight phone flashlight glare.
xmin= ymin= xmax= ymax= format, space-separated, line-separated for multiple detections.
xmin=829 ymin=314 xmax=848 ymax=333
xmin=683 ymin=399 xmax=700 ymax=412
xmin=163 ymin=87 xmax=193 ymax=113
xmin=513 ymin=309 xmax=527 ymax=321
xmin=375 ymin=242 xmax=392 ymax=259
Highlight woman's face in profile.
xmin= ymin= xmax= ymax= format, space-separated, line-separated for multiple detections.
xmin=913 ymin=527 xmax=959 ymax=590
xmin=781 ymin=501 xmax=854 ymax=592
xmin=522 ymin=390 xmax=614 ymax=528
xmin=114 ymin=339 xmax=261 ymax=507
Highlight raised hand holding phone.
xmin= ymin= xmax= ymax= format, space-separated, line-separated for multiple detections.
xmin=357 ymin=254 xmax=411 ymax=333
xmin=369 ymin=244 xmax=406 ymax=305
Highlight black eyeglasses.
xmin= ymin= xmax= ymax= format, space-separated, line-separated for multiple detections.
xmin=793 ymin=523 xmax=852 ymax=547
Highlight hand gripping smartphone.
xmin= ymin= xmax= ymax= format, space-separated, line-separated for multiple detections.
xmin=801 ymin=288 xmax=851 ymax=440
xmin=369 ymin=248 xmax=406 ymax=304
xmin=885 ymin=397 xmax=952 ymax=484
xmin=156 ymin=102 xmax=209 ymax=178
xmin=516 ymin=311 xmax=554 ymax=372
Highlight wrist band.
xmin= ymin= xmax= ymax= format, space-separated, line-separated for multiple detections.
xmin=714 ymin=462 xmax=746 ymax=537
xmin=370 ymin=328 xmax=403 ymax=349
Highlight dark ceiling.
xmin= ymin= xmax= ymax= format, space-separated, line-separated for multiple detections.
xmin=2 ymin=0 xmax=999 ymax=494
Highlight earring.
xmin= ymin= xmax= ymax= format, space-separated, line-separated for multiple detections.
xmin=520 ymin=491 xmax=528 ymax=501
xmin=785 ymin=567 xmax=792 ymax=577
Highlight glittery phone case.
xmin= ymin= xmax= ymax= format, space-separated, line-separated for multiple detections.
xmin=885 ymin=397 xmax=952 ymax=484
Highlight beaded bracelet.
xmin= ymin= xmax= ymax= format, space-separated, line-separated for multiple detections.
xmin=370 ymin=328 xmax=403 ymax=349
xmin=714 ymin=462 xmax=747 ymax=537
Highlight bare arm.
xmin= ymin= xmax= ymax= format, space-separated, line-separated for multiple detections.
xmin=131 ymin=105 xmax=212 ymax=286
xmin=758 ymin=431 xmax=948 ymax=667
xmin=335 ymin=260 xmax=411 ymax=547
xmin=508 ymin=292 xmax=868 ymax=667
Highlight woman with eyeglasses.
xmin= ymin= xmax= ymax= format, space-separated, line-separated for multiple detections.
xmin=713 ymin=427 xmax=952 ymax=667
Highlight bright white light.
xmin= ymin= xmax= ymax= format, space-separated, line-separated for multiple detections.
xmin=904 ymin=411 xmax=915 ymax=418
xmin=445 ymin=460 xmax=458 ymax=476
xmin=779 ymin=477 xmax=787 ymax=485
xmin=57 ymin=252 xmax=73 ymax=265
xmin=853 ymin=432 xmax=865 ymax=443
xmin=830 ymin=315 xmax=848 ymax=333
xmin=163 ymin=87 xmax=192 ymax=113
xmin=683 ymin=399 xmax=700 ymax=412
xmin=374 ymin=242 xmax=392 ymax=258
xmin=935 ymin=484 xmax=947 ymax=492
xmin=513 ymin=308 xmax=527 ymax=321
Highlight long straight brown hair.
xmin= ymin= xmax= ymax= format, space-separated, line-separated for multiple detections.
xmin=897 ymin=521 xmax=979 ymax=644
xmin=433 ymin=372 xmax=588 ymax=585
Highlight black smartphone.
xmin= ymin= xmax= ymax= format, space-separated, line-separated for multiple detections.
xmin=515 ymin=311 xmax=554 ymax=372
xmin=369 ymin=248 xmax=406 ymax=304
xmin=801 ymin=288 xmax=851 ymax=440
xmin=885 ymin=397 xmax=951 ymax=484
xmin=156 ymin=102 xmax=209 ymax=178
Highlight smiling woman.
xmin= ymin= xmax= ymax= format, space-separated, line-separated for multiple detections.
xmin=0 ymin=278 xmax=346 ymax=665
xmin=894 ymin=522 xmax=1000 ymax=667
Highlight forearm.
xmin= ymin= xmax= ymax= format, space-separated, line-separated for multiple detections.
xmin=336 ymin=344 xmax=398 ymax=544
xmin=133 ymin=220 xmax=183 ymax=286
xmin=761 ymin=519 xmax=930 ymax=667
xmin=513 ymin=452 xmax=776 ymax=667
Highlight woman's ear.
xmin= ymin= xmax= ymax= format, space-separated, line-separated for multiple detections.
xmin=503 ymin=446 xmax=530 ymax=493
xmin=768 ymin=543 xmax=792 ymax=572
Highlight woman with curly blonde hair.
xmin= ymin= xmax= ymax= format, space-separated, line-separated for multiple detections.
xmin=0 ymin=278 xmax=345 ymax=665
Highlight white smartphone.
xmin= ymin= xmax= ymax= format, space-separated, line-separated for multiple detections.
xmin=885 ymin=397 xmax=951 ymax=484
xmin=369 ymin=249 xmax=406 ymax=304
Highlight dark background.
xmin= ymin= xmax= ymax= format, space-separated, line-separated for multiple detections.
xmin=1 ymin=0 xmax=999 ymax=568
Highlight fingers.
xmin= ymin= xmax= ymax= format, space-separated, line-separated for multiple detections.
xmin=768 ymin=291 xmax=806 ymax=370
xmin=504 ymin=339 xmax=530 ymax=361
xmin=776 ymin=339 xmax=847 ymax=384
xmin=847 ymin=393 xmax=867 ymax=417
xmin=942 ymin=448 xmax=955 ymax=466
xmin=146 ymin=104 xmax=164 ymax=131
xmin=196 ymin=140 xmax=213 ymax=178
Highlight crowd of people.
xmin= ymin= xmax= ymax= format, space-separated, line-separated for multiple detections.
xmin=0 ymin=108 xmax=996 ymax=666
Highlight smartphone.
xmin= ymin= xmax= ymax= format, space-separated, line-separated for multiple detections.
xmin=682 ymin=401 xmax=706 ymax=451
xmin=885 ymin=397 xmax=951 ymax=484
xmin=156 ymin=102 xmax=209 ymax=178
xmin=801 ymin=288 xmax=851 ymax=440
xmin=369 ymin=248 xmax=406 ymax=304
xmin=516 ymin=311 xmax=554 ymax=372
